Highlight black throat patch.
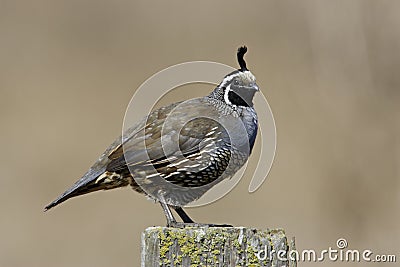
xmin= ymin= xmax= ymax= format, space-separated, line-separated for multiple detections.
xmin=228 ymin=88 xmax=256 ymax=107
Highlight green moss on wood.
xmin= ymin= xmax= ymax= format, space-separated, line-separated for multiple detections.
xmin=143 ymin=227 xmax=290 ymax=267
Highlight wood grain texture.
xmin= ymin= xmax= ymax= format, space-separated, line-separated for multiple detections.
xmin=141 ymin=227 xmax=296 ymax=267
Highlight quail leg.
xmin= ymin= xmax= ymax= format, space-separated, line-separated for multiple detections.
xmin=173 ymin=207 xmax=194 ymax=223
xmin=159 ymin=204 xmax=232 ymax=228
xmin=173 ymin=207 xmax=232 ymax=227
xmin=159 ymin=201 xmax=178 ymax=227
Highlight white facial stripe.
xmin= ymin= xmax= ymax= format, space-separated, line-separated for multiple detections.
xmin=224 ymin=84 xmax=232 ymax=105
xmin=219 ymin=72 xmax=239 ymax=88
xmin=219 ymin=70 xmax=255 ymax=88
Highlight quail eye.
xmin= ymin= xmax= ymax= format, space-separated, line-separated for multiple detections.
xmin=234 ymin=80 xmax=239 ymax=85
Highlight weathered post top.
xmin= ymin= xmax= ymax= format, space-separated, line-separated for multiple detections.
xmin=142 ymin=227 xmax=296 ymax=267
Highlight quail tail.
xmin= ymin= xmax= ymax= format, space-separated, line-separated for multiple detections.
xmin=44 ymin=168 xmax=129 ymax=211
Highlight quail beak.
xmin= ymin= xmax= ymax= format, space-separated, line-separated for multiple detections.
xmin=247 ymin=83 xmax=259 ymax=92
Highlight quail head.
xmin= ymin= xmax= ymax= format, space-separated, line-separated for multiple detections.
xmin=45 ymin=46 xmax=260 ymax=227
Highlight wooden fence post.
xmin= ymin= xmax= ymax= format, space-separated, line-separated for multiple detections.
xmin=141 ymin=227 xmax=296 ymax=267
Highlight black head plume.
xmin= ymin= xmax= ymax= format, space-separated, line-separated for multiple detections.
xmin=237 ymin=46 xmax=248 ymax=71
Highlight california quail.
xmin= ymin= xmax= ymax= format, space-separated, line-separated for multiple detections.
xmin=45 ymin=46 xmax=259 ymax=227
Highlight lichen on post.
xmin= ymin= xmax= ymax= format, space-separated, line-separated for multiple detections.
xmin=141 ymin=227 xmax=296 ymax=267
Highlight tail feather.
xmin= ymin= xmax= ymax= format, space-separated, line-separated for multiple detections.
xmin=44 ymin=167 xmax=109 ymax=211
xmin=44 ymin=187 xmax=85 ymax=211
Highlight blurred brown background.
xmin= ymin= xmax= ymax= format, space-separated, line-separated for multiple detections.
xmin=1 ymin=1 xmax=399 ymax=266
